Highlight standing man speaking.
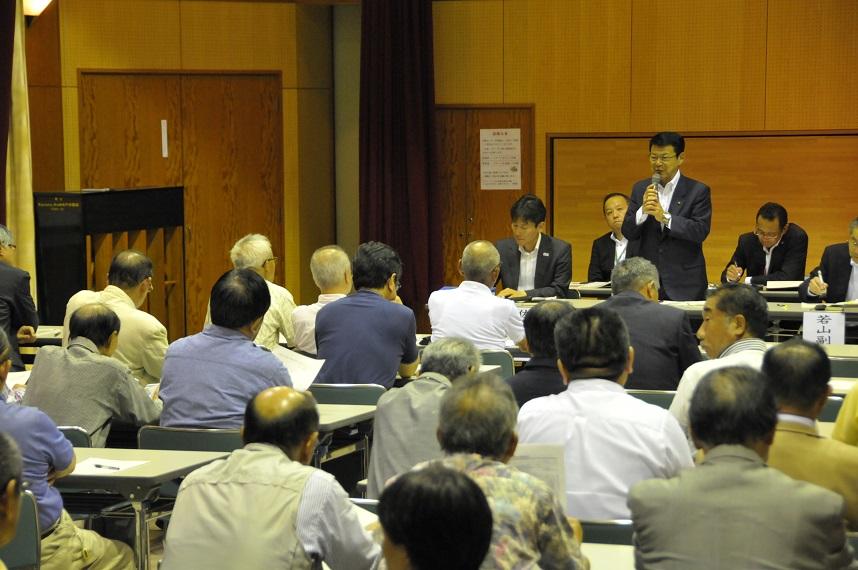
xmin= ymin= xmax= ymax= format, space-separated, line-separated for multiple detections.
xmin=622 ymin=132 xmax=712 ymax=301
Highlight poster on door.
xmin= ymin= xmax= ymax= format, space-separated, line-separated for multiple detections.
xmin=480 ymin=128 xmax=521 ymax=190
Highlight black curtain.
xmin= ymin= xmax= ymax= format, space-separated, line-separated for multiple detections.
xmin=0 ymin=1 xmax=16 ymax=224
xmin=359 ymin=0 xmax=441 ymax=324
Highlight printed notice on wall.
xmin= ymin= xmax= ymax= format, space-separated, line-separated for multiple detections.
xmin=480 ymin=128 xmax=521 ymax=190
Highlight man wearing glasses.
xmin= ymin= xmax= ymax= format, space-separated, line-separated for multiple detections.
xmin=622 ymin=132 xmax=712 ymax=301
xmin=800 ymin=217 xmax=858 ymax=303
xmin=721 ymin=202 xmax=808 ymax=285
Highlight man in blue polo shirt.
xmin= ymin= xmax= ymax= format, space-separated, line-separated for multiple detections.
xmin=160 ymin=268 xmax=292 ymax=428
xmin=0 ymin=329 xmax=133 ymax=569
xmin=315 ymin=242 xmax=418 ymax=388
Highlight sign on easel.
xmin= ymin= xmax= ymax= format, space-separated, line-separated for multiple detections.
xmin=803 ymin=311 xmax=846 ymax=345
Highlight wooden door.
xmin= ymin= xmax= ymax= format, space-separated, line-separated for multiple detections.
xmin=435 ymin=106 xmax=534 ymax=285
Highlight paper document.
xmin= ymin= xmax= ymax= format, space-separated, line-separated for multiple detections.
xmin=764 ymin=281 xmax=803 ymax=290
xmin=271 ymin=346 xmax=325 ymax=391
xmin=73 ymin=458 xmax=147 ymax=475
xmin=509 ymin=444 xmax=567 ymax=512
xmin=570 ymin=281 xmax=610 ymax=289
xmin=661 ymin=300 xmax=705 ymax=307
xmin=5 ymin=370 xmax=29 ymax=389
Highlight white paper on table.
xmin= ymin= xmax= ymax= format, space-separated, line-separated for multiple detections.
xmin=270 ymin=345 xmax=325 ymax=391
xmin=570 ymin=281 xmax=610 ymax=289
xmin=5 ymin=370 xmax=30 ymax=390
xmin=661 ymin=300 xmax=705 ymax=307
xmin=73 ymin=458 xmax=147 ymax=475
xmin=763 ymin=280 xmax=803 ymax=290
xmin=509 ymin=444 xmax=567 ymax=512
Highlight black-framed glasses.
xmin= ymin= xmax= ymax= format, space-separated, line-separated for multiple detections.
xmin=754 ymin=228 xmax=782 ymax=239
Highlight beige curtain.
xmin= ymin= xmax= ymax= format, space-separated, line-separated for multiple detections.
xmin=5 ymin=0 xmax=37 ymax=298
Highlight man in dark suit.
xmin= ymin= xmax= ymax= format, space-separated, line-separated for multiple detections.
xmin=0 ymin=225 xmax=38 ymax=371
xmin=800 ymin=217 xmax=858 ymax=303
xmin=600 ymin=257 xmax=701 ymax=390
xmin=721 ymin=202 xmax=808 ymax=285
xmin=496 ymin=194 xmax=572 ymax=299
xmin=621 ymin=132 xmax=712 ymax=301
xmin=588 ymin=192 xmax=640 ymax=282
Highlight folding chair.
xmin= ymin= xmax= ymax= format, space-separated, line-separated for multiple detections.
xmin=0 ymin=490 xmax=40 ymax=569
xmin=137 ymin=426 xmax=243 ymax=452
xmin=308 ymin=384 xmax=386 ymax=405
xmin=480 ymin=350 xmax=515 ymax=380
xmin=626 ymin=390 xmax=676 ymax=410
xmin=580 ymin=519 xmax=634 ymax=545
xmin=820 ymin=396 xmax=844 ymax=422
xmin=58 ymin=426 xmax=91 ymax=448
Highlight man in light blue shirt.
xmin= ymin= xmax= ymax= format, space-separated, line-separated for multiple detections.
xmin=160 ymin=269 xmax=292 ymax=428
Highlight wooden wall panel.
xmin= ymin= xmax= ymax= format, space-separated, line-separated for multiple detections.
xmin=629 ymin=0 xmax=767 ymax=133
xmin=164 ymin=227 xmax=186 ymax=342
xmin=146 ymin=228 xmax=167 ymax=325
xmin=296 ymin=5 xmax=333 ymax=89
xmin=552 ymin=133 xmax=858 ymax=284
xmin=766 ymin=1 xmax=858 ymax=130
xmin=27 ymin=86 xmax=65 ymax=192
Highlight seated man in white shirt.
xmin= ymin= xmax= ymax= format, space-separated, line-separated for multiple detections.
xmin=161 ymin=386 xmax=379 ymax=570
xmin=291 ymin=245 xmax=352 ymax=355
xmin=429 ymin=240 xmax=526 ymax=351
xmin=517 ymin=306 xmax=693 ymax=520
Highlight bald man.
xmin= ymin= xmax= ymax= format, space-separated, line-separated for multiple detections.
xmin=429 ymin=240 xmax=526 ymax=351
xmin=161 ymin=387 xmax=379 ymax=570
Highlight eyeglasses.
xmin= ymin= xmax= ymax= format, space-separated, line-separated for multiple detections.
xmin=1 ymin=243 xmax=15 ymax=250
xmin=754 ymin=228 xmax=782 ymax=239
xmin=648 ymin=154 xmax=676 ymax=163
xmin=265 ymin=257 xmax=278 ymax=264
xmin=850 ymin=238 xmax=858 ymax=247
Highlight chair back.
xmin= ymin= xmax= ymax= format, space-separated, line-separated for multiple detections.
xmin=848 ymin=533 xmax=858 ymax=560
xmin=830 ymin=358 xmax=858 ymax=378
xmin=820 ymin=396 xmax=844 ymax=423
xmin=349 ymin=498 xmax=379 ymax=515
xmin=480 ymin=350 xmax=515 ymax=380
xmin=627 ymin=390 xmax=676 ymax=410
xmin=0 ymin=490 xmax=41 ymax=569
xmin=308 ymin=384 xmax=386 ymax=405
xmin=581 ymin=519 xmax=634 ymax=545
xmin=59 ymin=426 xmax=91 ymax=448
xmin=138 ymin=426 xmax=243 ymax=452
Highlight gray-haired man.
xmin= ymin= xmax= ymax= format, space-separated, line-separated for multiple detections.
xmin=291 ymin=245 xmax=352 ymax=355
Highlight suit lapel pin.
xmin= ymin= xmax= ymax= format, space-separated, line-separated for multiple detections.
xmin=542 ymin=252 xmax=549 ymax=256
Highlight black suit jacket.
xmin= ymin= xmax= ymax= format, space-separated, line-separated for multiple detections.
xmin=587 ymin=232 xmax=641 ymax=282
xmin=505 ymin=357 xmax=566 ymax=409
xmin=599 ymin=290 xmax=701 ymax=390
xmin=799 ymin=243 xmax=853 ymax=303
xmin=496 ymin=234 xmax=572 ymax=298
xmin=621 ymin=174 xmax=712 ymax=301
xmin=719 ymin=224 xmax=808 ymax=285
xmin=0 ymin=262 xmax=39 ymax=370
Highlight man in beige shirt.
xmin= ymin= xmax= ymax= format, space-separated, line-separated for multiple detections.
xmin=63 ymin=250 xmax=167 ymax=385
xmin=291 ymin=245 xmax=351 ymax=355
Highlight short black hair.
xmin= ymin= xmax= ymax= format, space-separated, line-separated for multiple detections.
xmin=379 ymin=464 xmax=493 ymax=570
xmin=756 ymin=202 xmax=788 ymax=229
xmin=602 ymin=193 xmax=630 ymax=210
xmin=707 ymin=283 xmax=769 ymax=339
xmin=554 ymin=306 xmax=629 ymax=381
xmin=690 ymin=366 xmax=777 ymax=448
xmin=352 ymin=241 xmax=402 ymax=290
xmin=108 ymin=250 xmax=153 ymax=289
xmin=523 ymin=301 xmax=574 ymax=359
xmin=649 ymin=132 xmax=685 ymax=155
xmin=210 ymin=269 xmax=271 ymax=329
xmin=509 ymin=194 xmax=546 ymax=225
xmin=243 ymin=391 xmax=320 ymax=453
xmin=0 ymin=432 xmax=21 ymax=501
xmin=69 ymin=303 xmax=121 ymax=348
xmin=762 ymin=339 xmax=830 ymax=409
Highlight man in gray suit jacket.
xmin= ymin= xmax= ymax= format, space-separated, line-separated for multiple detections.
xmin=600 ymin=258 xmax=700 ymax=390
xmin=629 ymin=366 xmax=858 ymax=570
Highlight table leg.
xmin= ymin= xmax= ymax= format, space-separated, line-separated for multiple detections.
xmin=131 ymin=500 xmax=150 ymax=570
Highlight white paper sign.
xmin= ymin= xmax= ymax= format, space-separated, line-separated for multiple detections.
xmin=480 ymin=128 xmax=521 ymax=190
xmin=803 ymin=311 xmax=846 ymax=345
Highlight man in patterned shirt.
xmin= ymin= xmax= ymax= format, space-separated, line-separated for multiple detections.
xmin=415 ymin=373 xmax=589 ymax=569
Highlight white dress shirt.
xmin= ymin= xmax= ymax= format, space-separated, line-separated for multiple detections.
xmin=736 ymin=240 xmax=782 ymax=284
xmin=291 ymin=294 xmax=347 ymax=354
xmin=611 ymin=233 xmax=629 ymax=266
xmin=636 ymin=169 xmax=681 ymax=229
xmin=848 ymin=260 xmax=858 ymax=301
xmin=517 ymin=233 xmax=542 ymax=292
xmin=428 ymin=281 xmax=525 ymax=350
xmin=518 ymin=379 xmax=693 ymax=520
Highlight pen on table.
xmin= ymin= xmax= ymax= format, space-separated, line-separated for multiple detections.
xmin=93 ymin=464 xmax=120 ymax=470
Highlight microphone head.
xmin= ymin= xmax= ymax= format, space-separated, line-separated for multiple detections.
xmin=651 ymin=172 xmax=662 ymax=187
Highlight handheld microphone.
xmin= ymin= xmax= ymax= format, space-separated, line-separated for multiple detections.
xmin=651 ymin=172 xmax=661 ymax=189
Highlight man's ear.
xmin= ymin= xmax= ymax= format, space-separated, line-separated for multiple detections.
xmin=536 ymin=221 xmax=546 ymax=234
xmin=731 ymin=314 xmax=748 ymax=337
xmin=300 ymin=432 xmax=319 ymax=465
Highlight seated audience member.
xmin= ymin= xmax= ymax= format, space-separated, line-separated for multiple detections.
xmin=600 ymin=258 xmax=701 ymax=390
xmin=421 ymin=374 xmax=588 ymax=569
xmin=834 ymin=381 xmax=858 ymax=446
xmin=721 ymin=202 xmax=808 ymax=285
xmin=63 ymin=250 xmax=166 ymax=385
xmin=0 ymin=329 xmax=134 ymax=570
xmin=291 ymin=245 xmax=352 ymax=354
xmin=162 ymin=386 xmax=379 ymax=569
xmin=629 ymin=367 xmax=858 ymax=570
xmin=764 ymin=339 xmax=858 ymax=529
xmin=160 ymin=269 xmax=292 ymax=428
xmin=518 ymin=307 xmax=692 ymax=519
xmin=506 ymin=301 xmax=573 ymax=408
xmin=587 ymin=193 xmax=639 ymax=282
xmin=429 ymin=240 xmax=526 ymax=350
xmin=496 ymin=194 xmax=572 ymax=299
xmin=669 ymin=283 xmax=769 ymax=446
xmin=315 ymin=242 xmax=418 ymax=388
xmin=367 ymin=337 xmax=480 ymax=499
xmin=0 ymin=224 xmax=37 ymax=372
xmin=800 ymin=217 xmax=858 ymax=303
xmin=378 ymin=464 xmax=493 ymax=570
xmin=0 ymin=432 xmax=22 ymax=555
xmin=23 ymin=304 xmax=161 ymax=447
xmin=205 ymin=234 xmax=296 ymax=350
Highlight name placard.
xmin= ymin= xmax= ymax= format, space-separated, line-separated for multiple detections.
xmin=802 ymin=311 xmax=846 ymax=345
